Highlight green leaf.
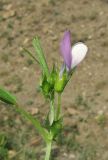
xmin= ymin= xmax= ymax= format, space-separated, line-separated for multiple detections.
xmin=13 ymin=104 xmax=49 ymax=143
xmin=0 ymin=134 xmax=7 ymax=147
xmin=23 ymin=47 xmax=40 ymax=64
xmin=50 ymin=119 xmax=63 ymax=139
xmin=41 ymin=75 xmax=51 ymax=98
xmin=49 ymin=64 xmax=57 ymax=87
xmin=0 ymin=87 xmax=17 ymax=105
xmin=33 ymin=36 xmax=50 ymax=79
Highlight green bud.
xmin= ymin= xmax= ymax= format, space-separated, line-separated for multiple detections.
xmin=49 ymin=64 xmax=57 ymax=87
xmin=42 ymin=82 xmax=50 ymax=97
xmin=40 ymin=65 xmax=57 ymax=98
xmin=50 ymin=119 xmax=63 ymax=139
xmin=40 ymin=75 xmax=51 ymax=98
xmin=54 ymin=69 xmax=68 ymax=93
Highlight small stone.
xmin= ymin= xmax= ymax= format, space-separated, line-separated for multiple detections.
xmin=63 ymin=152 xmax=68 ymax=157
xmin=98 ymin=110 xmax=104 ymax=115
xmin=88 ymin=72 xmax=92 ymax=76
xmin=67 ymin=108 xmax=79 ymax=115
xmin=29 ymin=107 xmax=39 ymax=115
xmin=51 ymin=35 xmax=58 ymax=41
xmin=4 ymin=4 xmax=13 ymax=10
xmin=22 ymin=67 xmax=29 ymax=71
xmin=8 ymin=150 xmax=16 ymax=159
xmin=99 ymin=11 xmax=104 ymax=16
xmin=88 ymin=35 xmax=92 ymax=40
xmin=23 ymin=38 xmax=29 ymax=44
xmin=69 ymin=154 xmax=76 ymax=159
xmin=3 ymin=10 xmax=16 ymax=19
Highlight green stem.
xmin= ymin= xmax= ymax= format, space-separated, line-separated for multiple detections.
xmin=13 ymin=104 xmax=49 ymax=143
xmin=56 ymin=93 xmax=61 ymax=120
xmin=45 ymin=141 xmax=52 ymax=160
xmin=49 ymin=98 xmax=55 ymax=126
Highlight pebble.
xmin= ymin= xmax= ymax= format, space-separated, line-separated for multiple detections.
xmin=88 ymin=35 xmax=93 ymax=40
xmin=22 ymin=67 xmax=29 ymax=71
xmin=69 ymin=154 xmax=76 ymax=159
xmin=3 ymin=4 xmax=13 ymax=10
xmin=29 ymin=107 xmax=39 ymax=115
xmin=8 ymin=150 xmax=16 ymax=159
xmin=3 ymin=10 xmax=16 ymax=19
xmin=23 ymin=38 xmax=29 ymax=44
xmin=67 ymin=107 xmax=79 ymax=115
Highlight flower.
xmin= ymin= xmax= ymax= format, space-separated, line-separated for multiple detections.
xmin=60 ymin=31 xmax=88 ymax=71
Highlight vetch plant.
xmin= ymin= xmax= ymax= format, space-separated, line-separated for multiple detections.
xmin=0 ymin=31 xmax=88 ymax=160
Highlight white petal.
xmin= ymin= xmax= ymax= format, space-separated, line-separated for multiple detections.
xmin=71 ymin=42 xmax=88 ymax=69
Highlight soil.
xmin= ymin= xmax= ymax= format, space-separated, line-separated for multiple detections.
xmin=0 ymin=0 xmax=108 ymax=160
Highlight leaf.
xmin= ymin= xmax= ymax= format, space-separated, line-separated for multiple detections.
xmin=0 ymin=134 xmax=7 ymax=147
xmin=50 ymin=118 xmax=63 ymax=139
xmin=23 ymin=47 xmax=40 ymax=64
xmin=0 ymin=87 xmax=17 ymax=105
xmin=13 ymin=104 xmax=49 ymax=143
xmin=49 ymin=64 xmax=57 ymax=87
xmin=33 ymin=37 xmax=50 ymax=79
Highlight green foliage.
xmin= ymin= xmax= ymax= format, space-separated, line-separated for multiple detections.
xmin=12 ymin=105 xmax=50 ymax=143
xmin=54 ymin=67 xmax=76 ymax=93
xmin=0 ymin=87 xmax=17 ymax=105
xmin=0 ymin=133 xmax=8 ymax=160
xmin=33 ymin=37 xmax=50 ymax=79
xmin=44 ymin=117 xmax=63 ymax=140
xmin=50 ymin=119 xmax=63 ymax=139
xmin=49 ymin=64 xmax=57 ymax=88
xmin=49 ymin=100 xmax=55 ymax=126
xmin=40 ymin=75 xmax=52 ymax=98
xmin=40 ymin=65 xmax=56 ymax=99
xmin=23 ymin=48 xmax=39 ymax=64
xmin=54 ymin=68 xmax=68 ymax=93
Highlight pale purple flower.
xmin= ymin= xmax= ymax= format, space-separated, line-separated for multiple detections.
xmin=60 ymin=31 xmax=88 ymax=71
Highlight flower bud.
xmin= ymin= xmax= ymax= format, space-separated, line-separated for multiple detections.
xmin=49 ymin=64 xmax=57 ymax=87
xmin=50 ymin=119 xmax=63 ymax=139
xmin=40 ymin=75 xmax=51 ymax=98
xmin=54 ymin=69 xmax=68 ymax=93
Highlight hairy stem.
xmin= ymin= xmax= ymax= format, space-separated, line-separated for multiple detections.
xmin=45 ymin=141 xmax=52 ymax=160
xmin=56 ymin=93 xmax=61 ymax=120
xmin=49 ymin=98 xmax=55 ymax=126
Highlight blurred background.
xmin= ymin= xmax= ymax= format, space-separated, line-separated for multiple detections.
xmin=0 ymin=0 xmax=108 ymax=159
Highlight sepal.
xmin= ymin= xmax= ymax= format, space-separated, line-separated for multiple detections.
xmin=50 ymin=118 xmax=63 ymax=139
xmin=40 ymin=65 xmax=57 ymax=99
xmin=54 ymin=67 xmax=68 ymax=93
